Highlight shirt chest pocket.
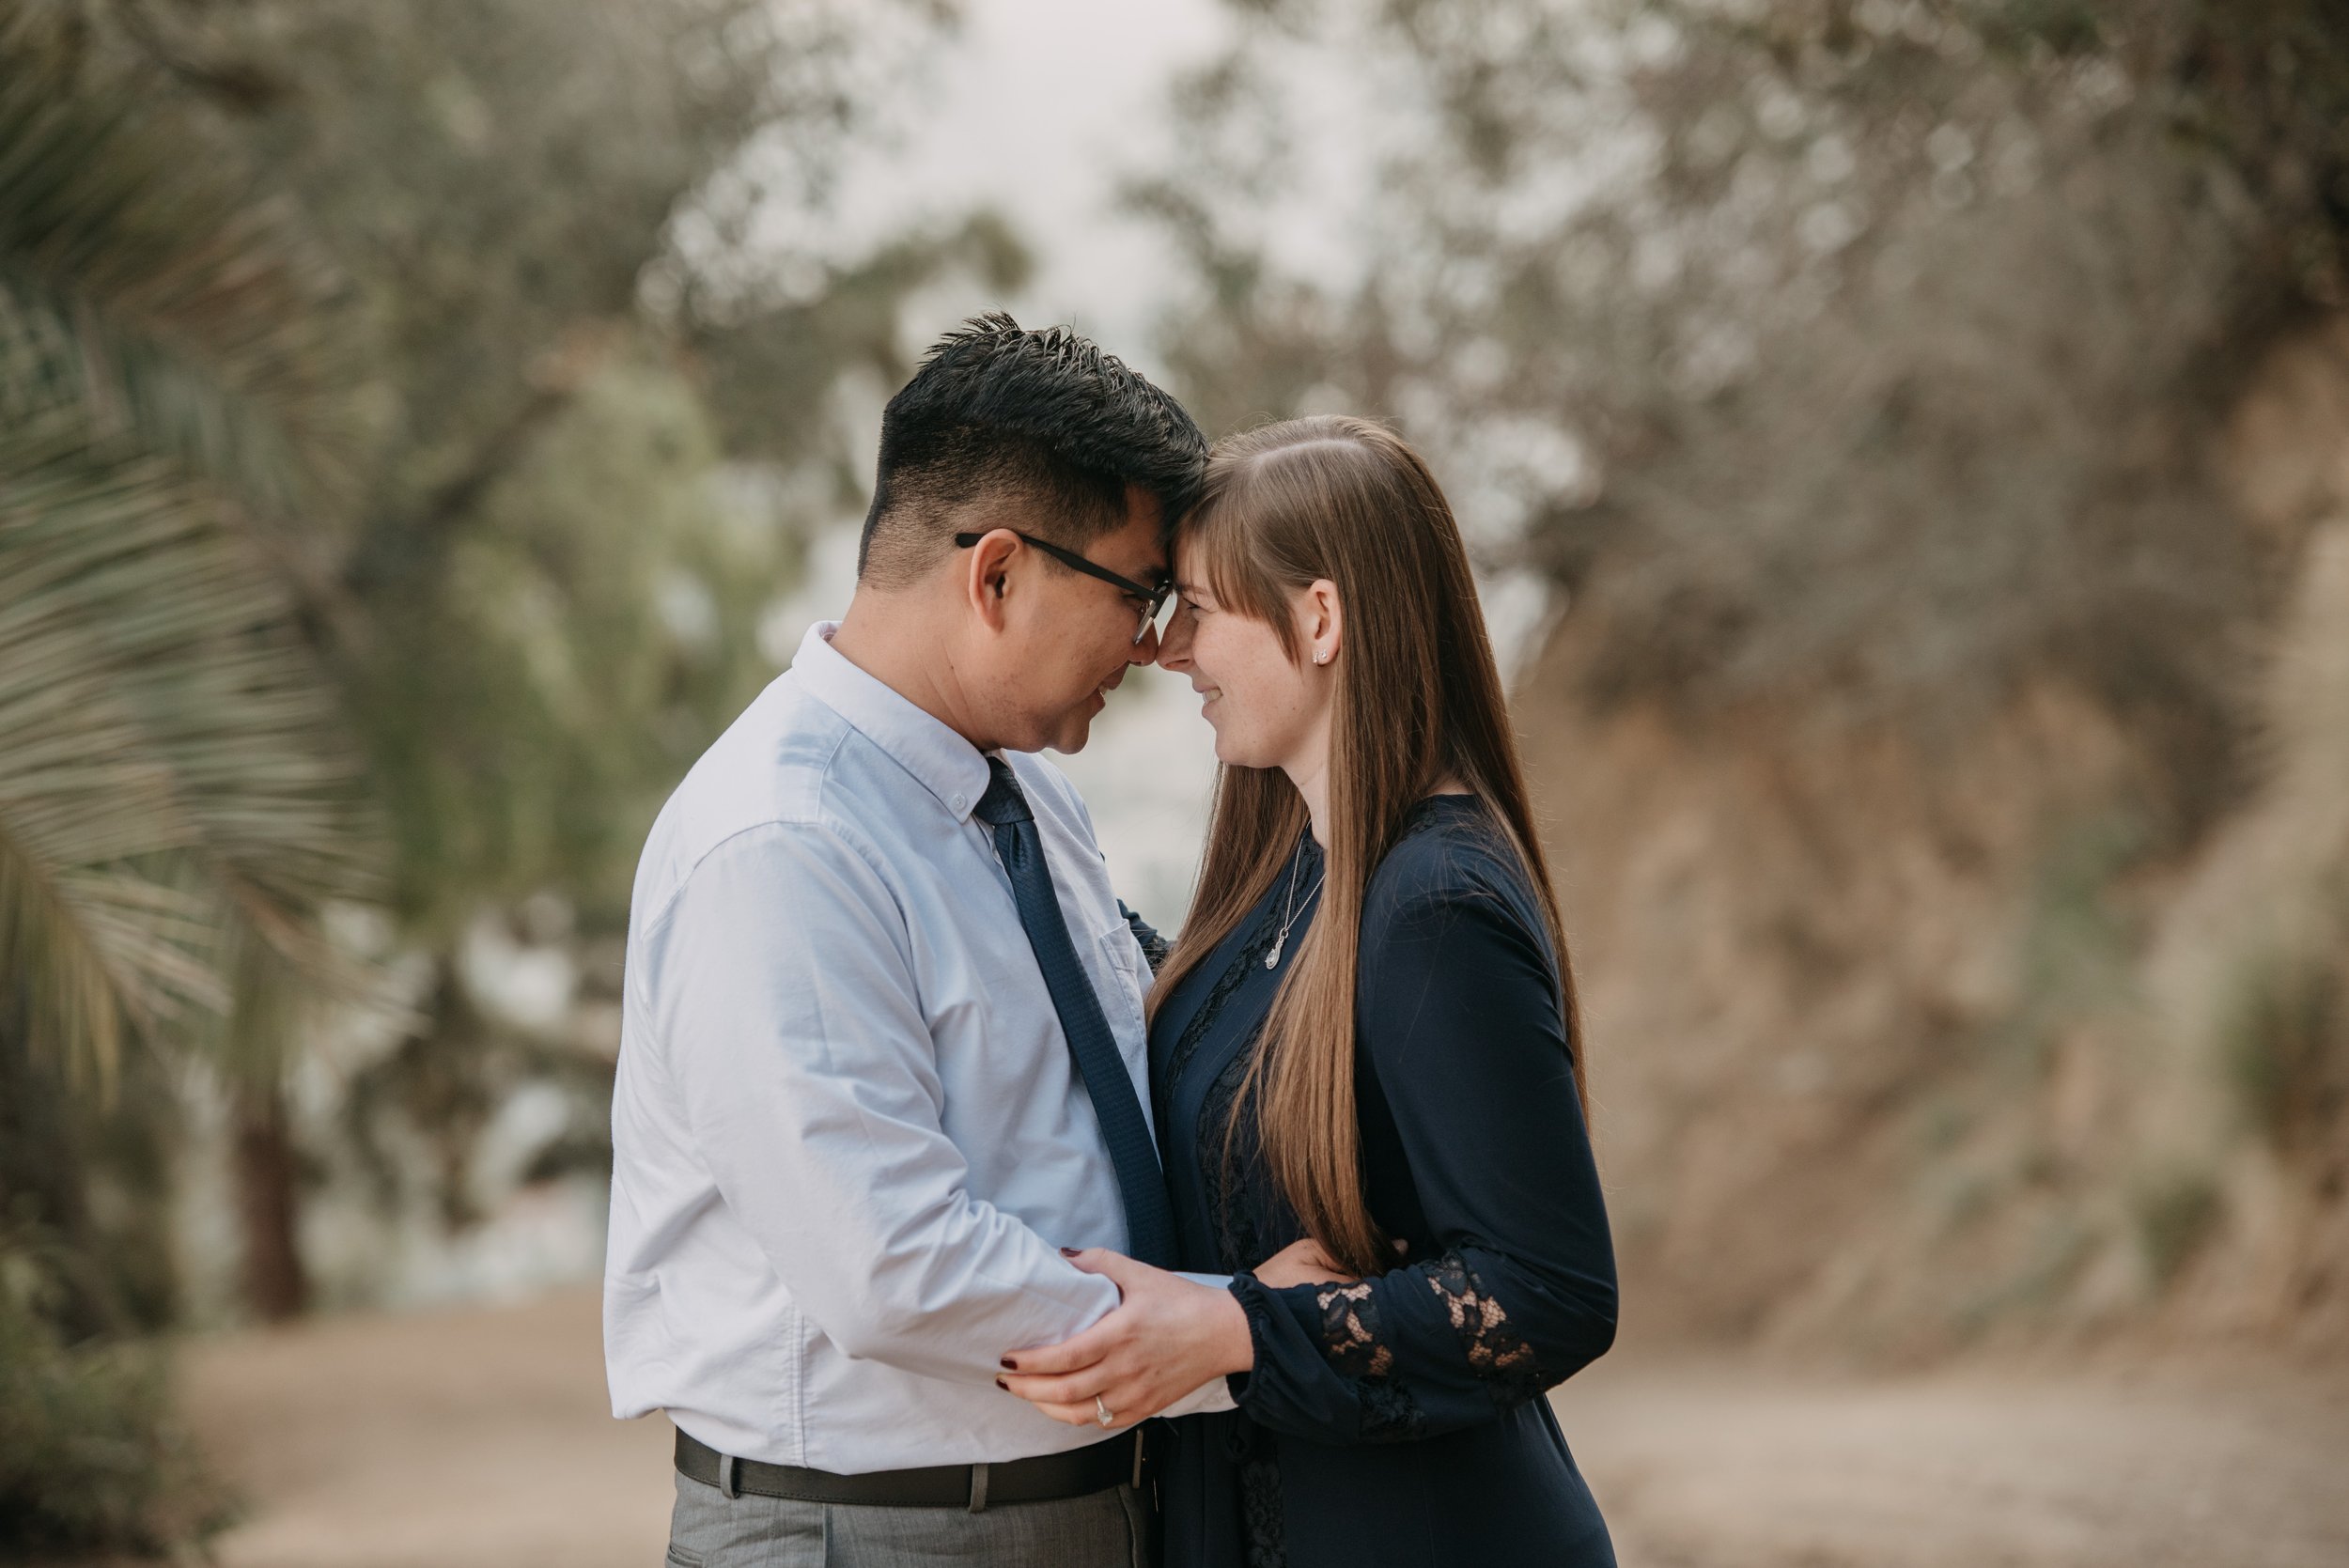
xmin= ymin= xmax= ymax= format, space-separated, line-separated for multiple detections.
xmin=1095 ymin=922 xmax=1150 ymax=1048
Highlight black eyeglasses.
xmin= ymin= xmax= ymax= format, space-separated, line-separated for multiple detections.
xmin=954 ymin=529 xmax=1173 ymax=645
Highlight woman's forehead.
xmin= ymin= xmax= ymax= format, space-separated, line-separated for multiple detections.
xmin=1172 ymin=531 xmax=1217 ymax=590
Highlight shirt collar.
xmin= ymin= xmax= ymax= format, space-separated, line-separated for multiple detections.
xmin=790 ymin=622 xmax=993 ymax=823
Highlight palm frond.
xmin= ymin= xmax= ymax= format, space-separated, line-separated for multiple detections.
xmin=0 ymin=371 xmax=383 ymax=1088
xmin=0 ymin=31 xmax=359 ymax=525
xmin=0 ymin=25 xmax=393 ymax=1095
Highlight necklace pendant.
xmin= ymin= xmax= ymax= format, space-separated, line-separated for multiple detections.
xmin=1264 ymin=938 xmax=1283 ymax=970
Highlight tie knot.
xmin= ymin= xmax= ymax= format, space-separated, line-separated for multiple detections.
xmin=972 ymin=756 xmax=1034 ymax=826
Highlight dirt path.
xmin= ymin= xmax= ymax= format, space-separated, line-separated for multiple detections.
xmin=181 ymin=1289 xmax=2349 ymax=1568
xmin=1563 ymin=1352 xmax=2349 ymax=1568
xmin=182 ymin=1288 xmax=669 ymax=1568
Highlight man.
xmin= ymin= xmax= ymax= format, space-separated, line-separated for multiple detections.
xmin=605 ymin=315 xmax=1245 ymax=1566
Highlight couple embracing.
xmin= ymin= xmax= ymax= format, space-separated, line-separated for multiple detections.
xmin=604 ymin=315 xmax=1618 ymax=1567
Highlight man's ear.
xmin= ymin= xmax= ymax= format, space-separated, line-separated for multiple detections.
xmin=963 ymin=527 xmax=1020 ymax=633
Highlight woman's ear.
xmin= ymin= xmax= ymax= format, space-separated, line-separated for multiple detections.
xmin=1301 ymin=578 xmax=1343 ymax=666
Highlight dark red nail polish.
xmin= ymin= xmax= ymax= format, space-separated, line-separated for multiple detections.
xmin=1000 ymin=1357 xmax=1017 ymax=1370
xmin=995 ymin=1377 xmax=1008 ymax=1390
xmin=1060 ymin=1247 xmax=1081 ymax=1256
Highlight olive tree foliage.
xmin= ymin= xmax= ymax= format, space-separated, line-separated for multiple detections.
xmin=141 ymin=0 xmax=990 ymax=929
xmin=1139 ymin=0 xmax=2349 ymax=823
xmin=158 ymin=0 xmax=1017 ymax=1258
xmin=6 ymin=0 xmax=1020 ymax=1319
xmin=3 ymin=0 xmax=1003 ymax=1540
xmin=12 ymin=0 xmax=990 ymax=932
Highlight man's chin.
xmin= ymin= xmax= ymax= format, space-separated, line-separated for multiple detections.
xmin=1038 ymin=687 xmax=1113 ymax=754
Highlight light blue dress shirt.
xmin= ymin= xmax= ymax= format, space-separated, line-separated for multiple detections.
xmin=604 ymin=622 xmax=1229 ymax=1473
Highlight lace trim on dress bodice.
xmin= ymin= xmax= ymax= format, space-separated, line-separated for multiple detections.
xmin=1200 ymin=1044 xmax=1274 ymax=1275
xmin=1159 ymin=862 xmax=1300 ymax=1568
xmin=1158 ymin=852 xmax=1297 ymax=1276
xmin=1154 ymin=903 xmax=1283 ymax=1126
xmin=1146 ymin=849 xmax=1297 ymax=1122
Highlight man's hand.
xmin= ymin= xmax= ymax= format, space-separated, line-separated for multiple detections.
xmin=996 ymin=1249 xmax=1252 ymax=1428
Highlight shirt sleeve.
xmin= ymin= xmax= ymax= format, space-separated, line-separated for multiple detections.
xmin=1226 ymin=881 xmax=1618 ymax=1444
xmin=1160 ymin=1358 xmax=1239 ymax=1417
xmin=1117 ymin=900 xmax=1170 ymax=973
xmin=645 ymin=821 xmax=1122 ymax=1386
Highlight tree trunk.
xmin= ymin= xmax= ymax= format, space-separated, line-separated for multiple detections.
xmin=232 ymin=1080 xmax=308 ymax=1321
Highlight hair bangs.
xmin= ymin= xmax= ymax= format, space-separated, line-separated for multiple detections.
xmin=1182 ymin=438 xmax=1363 ymax=661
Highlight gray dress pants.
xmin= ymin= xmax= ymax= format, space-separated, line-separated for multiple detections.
xmin=665 ymin=1471 xmax=1154 ymax=1568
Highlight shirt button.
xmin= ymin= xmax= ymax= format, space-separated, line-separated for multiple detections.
xmin=952 ymin=794 xmax=967 ymax=812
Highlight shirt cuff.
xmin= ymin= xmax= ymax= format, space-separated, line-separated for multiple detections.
xmin=1152 ymin=1271 xmax=1240 ymax=1414
xmin=1160 ymin=1374 xmax=1238 ymax=1416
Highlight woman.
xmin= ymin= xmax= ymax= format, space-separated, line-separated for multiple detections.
xmin=1002 ymin=416 xmax=1619 ymax=1566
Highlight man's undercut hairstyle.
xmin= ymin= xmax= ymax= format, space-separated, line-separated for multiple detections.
xmin=856 ymin=312 xmax=1209 ymax=588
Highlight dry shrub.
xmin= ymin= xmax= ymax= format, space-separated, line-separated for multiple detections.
xmin=0 ymin=1240 xmax=229 ymax=1558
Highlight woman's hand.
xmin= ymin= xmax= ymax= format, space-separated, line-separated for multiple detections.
xmin=997 ymin=1249 xmax=1253 ymax=1429
xmin=1252 ymin=1235 xmax=1360 ymax=1289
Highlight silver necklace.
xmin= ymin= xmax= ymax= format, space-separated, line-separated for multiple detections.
xmin=1266 ymin=845 xmax=1326 ymax=970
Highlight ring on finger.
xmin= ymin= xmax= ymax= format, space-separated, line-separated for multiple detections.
xmin=1094 ymin=1394 xmax=1115 ymax=1427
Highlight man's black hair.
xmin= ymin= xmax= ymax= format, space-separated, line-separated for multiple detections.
xmin=856 ymin=312 xmax=1208 ymax=587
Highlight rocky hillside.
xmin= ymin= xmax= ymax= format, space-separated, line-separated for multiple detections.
xmin=1525 ymin=318 xmax=2349 ymax=1360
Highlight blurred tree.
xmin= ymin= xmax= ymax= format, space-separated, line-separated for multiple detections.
xmin=0 ymin=13 xmax=383 ymax=1544
xmin=39 ymin=0 xmax=1022 ymax=1294
xmin=0 ymin=11 xmax=385 ymax=1327
xmin=7 ymin=0 xmax=1025 ymax=1327
xmin=1138 ymin=0 xmax=2349 ymax=831
xmin=142 ymin=0 xmax=984 ymax=929
xmin=1133 ymin=0 xmax=2349 ymax=1348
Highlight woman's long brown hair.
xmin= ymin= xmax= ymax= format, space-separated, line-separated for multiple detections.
xmin=1149 ymin=415 xmax=1584 ymax=1278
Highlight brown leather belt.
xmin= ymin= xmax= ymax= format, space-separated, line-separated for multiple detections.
xmin=674 ymin=1426 xmax=1143 ymax=1513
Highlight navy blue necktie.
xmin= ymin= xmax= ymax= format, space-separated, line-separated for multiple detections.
xmin=974 ymin=758 xmax=1179 ymax=1269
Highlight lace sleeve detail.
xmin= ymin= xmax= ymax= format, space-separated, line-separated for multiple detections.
xmin=1308 ymin=1253 xmax=1554 ymax=1432
xmin=1237 ymin=1274 xmax=1426 ymax=1443
xmin=1314 ymin=1281 xmax=1392 ymax=1377
xmin=1426 ymin=1250 xmax=1545 ymax=1407
xmin=1308 ymin=1281 xmax=1425 ymax=1442
xmin=1235 ymin=1243 xmax=1605 ymax=1445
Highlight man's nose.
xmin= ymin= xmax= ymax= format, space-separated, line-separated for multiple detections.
xmin=1129 ymin=623 xmax=1159 ymax=663
xmin=1154 ymin=615 xmax=1190 ymax=670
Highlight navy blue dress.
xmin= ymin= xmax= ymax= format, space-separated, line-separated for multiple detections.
xmin=1148 ymin=796 xmax=1618 ymax=1568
